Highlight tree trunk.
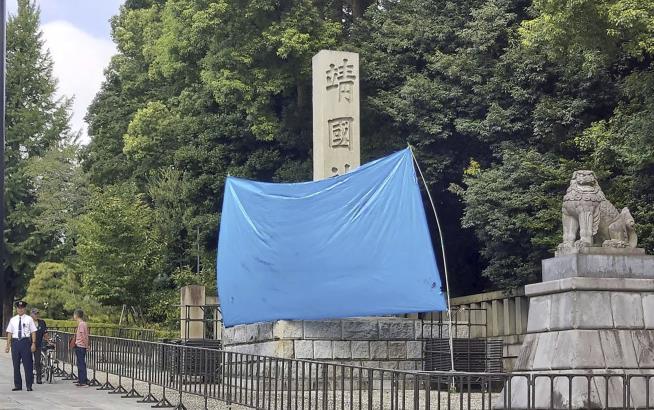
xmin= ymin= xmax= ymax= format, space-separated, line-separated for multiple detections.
xmin=351 ymin=0 xmax=373 ymax=20
xmin=297 ymin=81 xmax=305 ymax=108
xmin=2 ymin=292 xmax=14 ymax=330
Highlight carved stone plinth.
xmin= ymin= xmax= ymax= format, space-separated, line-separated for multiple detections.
xmin=497 ymin=253 xmax=654 ymax=409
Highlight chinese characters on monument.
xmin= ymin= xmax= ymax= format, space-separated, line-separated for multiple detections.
xmin=326 ymin=59 xmax=356 ymax=103
xmin=312 ymin=51 xmax=361 ymax=180
xmin=329 ymin=117 xmax=353 ymax=149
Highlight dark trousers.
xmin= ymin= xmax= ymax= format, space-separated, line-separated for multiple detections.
xmin=11 ymin=338 xmax=33 ymax=389
xmin=75 ymin=346 xmax=87 ymax=384
xmin=33 ymin=346 xmax=43 ymax=381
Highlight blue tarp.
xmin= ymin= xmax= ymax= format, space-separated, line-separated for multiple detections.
xmin=217 ymin=148 xmax=446 ymax=327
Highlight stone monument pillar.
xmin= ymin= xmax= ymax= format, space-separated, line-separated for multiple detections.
xmin=499 ymin=171 xmax=654 ymax=409
xmin=312 ymin=50 xmax=360 ymax=180
xmin=223 ymin=51 xmax=432 ymax=372
xmin=180 ymin=285 xmax=205 ymax=340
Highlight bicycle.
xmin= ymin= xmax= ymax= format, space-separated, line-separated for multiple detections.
xmin=40 ymin=333 xmax=61 ymax=384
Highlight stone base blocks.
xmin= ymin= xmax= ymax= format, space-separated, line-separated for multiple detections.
xmin=224 ymin=317 xmax=470 ymax=376
xmin=499 ymin=251 xmax=654 ymax=409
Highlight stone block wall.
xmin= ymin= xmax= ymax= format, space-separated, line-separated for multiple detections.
xmin=223 ymin=317 xmax=469 ymax=372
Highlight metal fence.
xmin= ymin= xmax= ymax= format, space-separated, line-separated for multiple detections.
xmin=50 ymin=326 xmax=157 ymax=341
xmin=418 ymin=307 xmax=505 ymax=374
xmin=50 ymin=331 xmax=653 ymax=409
xmin=178 ymin=304 xmax=222 ymax=341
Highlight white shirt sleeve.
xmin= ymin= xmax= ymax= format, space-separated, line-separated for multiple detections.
xmin=28 ymin=317 xmax=37 ymax=333
xmin=5 ymin=317 xmax=14 ymax=334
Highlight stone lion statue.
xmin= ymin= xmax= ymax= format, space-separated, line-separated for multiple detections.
xmin=559 ymin=170 xmax=637 ymax=252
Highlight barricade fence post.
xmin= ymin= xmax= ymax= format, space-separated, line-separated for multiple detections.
xmin=47 ymin=330 xmax=649 ymax=410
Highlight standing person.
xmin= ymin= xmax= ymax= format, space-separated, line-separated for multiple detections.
xmin=4 ymin=301 xmax=38 ymax=391
xmin=73 ymin=309 xmax=89 ymax=387
xmin=30 ymin=308 xmax=48 ymax=384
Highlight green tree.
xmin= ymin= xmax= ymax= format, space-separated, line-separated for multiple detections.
xmin=78 ymin=0 xmax=654 ymax=297
xmin=455 ymin=150 xmax=576 ymax=288
xmin=24 ymin=262 xmax=75 ymax=319
xmin=82 ymin=0 xmax=350 ymax=306
xmin=456 ymin=0 xmax=654 ymax=287
xmin=350 ymin=0 xmax=530 ymax=293
xmin=76 ymin=183 xmax=163 ymax=308
xmin=2 ymin=0 xmax=72 ymax=321
xmin=26 ymin=143 xmax=90 ymax=261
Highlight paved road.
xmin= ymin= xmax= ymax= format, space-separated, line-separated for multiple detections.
xmin=0 ymin=351 xmax=145 ymax=410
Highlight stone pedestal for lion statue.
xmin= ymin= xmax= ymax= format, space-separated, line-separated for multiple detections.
xmin=497 ymin=171 xmax=654 ymax=409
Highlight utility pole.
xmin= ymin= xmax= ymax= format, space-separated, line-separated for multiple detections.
xmin=0 ymin=0 xmax=7 ymax=329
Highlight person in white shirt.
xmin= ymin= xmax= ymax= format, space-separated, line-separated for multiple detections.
xmin=5 ymin=300 xmax=37 ymax=391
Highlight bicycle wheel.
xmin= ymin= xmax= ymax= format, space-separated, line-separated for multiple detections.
xmin=40 ymin=352 xmax=48 ymax=382
xmin=45 ymin=354 xmax=53 ymax=383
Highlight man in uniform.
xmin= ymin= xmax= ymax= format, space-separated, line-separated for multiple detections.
xmin=30 ymin=308 xmax=48 ymax=384
xmin=5 ymin=301 xmax=38 ymax=391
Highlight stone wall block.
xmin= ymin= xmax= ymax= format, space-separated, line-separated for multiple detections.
xmin=399 ymin=361 xmax=418 ymax=371
xmin=313 ymin=341 xmax=333 ymax=359
xmin=370 ymin=341 xmax=388 ymax=359
xmin=294 ymin=340 xmax=314 ymax=359
xmin=598 ymin=330 xmax=638 ymax=368
xmin=275 ymin=340 xmax=295 ymax=358
xmin=223 ymin=326 xmax=236 ymax=343
xmin=343 ymin=320 xmax=379 ymax=339
xmin=245 ymin=324 xmax=261 ymax=342
xmin=388 ymin=341 xmax=407 ymax=359
xmin=551 ymin=330 xmax=605 ymax=369
xmin=304 ymin=321 xmax=343 ymax=339
xmin=632 ymin=330 xmax=654 ymax=367
xmin=549 ymin=292 xmax=575 ymax=330
xmin=362 ymin=361 xmax=379 ymax=369
xmin=333 ymin=341 xmax=352 ymax=359
xmin=527 ymin=296 xmax=551 ymax=333
xmin=258 ymin=322 xmax=273 ymax=341
xmin=380 ymin=361 xmax=399 ymax=370
xmin=273 ymin=320 xmax=304 ymax=339
xmin=532 ymin=332 xmax=558 ymax=370
xmin=379 ymin=320 xmax=415 ymax=340
xmin=351 ymin=341 xmax=370 ymax=359
xmin=406 ymin=341 xmax=422 ymax=359
xmin=643 ymin=293 xmax=654 ymax=329
xmin=574 ymin=291 xmax=613 ymax=329
xmin=611 ymin=293 xmax=644 ymax=328
xmin=514 ymin=333 xmax=539 ymax=371
xmin=226 ymin=344 xmax=254 ymax=356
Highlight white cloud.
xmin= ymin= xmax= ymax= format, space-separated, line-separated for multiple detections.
xmin=41 ymin=21 xmax=115 ymax=144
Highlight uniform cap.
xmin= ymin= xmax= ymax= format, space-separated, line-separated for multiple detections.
xmin=15 ymin=300 xmax=27 ymax=308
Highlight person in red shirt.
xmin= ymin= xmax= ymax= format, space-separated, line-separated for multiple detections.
xmin=73 ymin=309 xmax=89 ymax=386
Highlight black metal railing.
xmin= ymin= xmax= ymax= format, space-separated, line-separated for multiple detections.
xmin=50 ymin=326 xmax=157 ymax=341
xmin=178 ymin=304 xmax=222 ymax=341
xmin=50 ymin=331 xmax=653 ymax=409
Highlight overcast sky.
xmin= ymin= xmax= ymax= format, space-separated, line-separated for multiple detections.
xmin=7 ymin=0 xmax=123 ymax=143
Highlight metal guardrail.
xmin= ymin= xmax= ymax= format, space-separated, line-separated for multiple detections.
xmin=50 ymin=331 xmax=653 ymax=409
xmin=49 ymin=326 xmax=157 ymax=341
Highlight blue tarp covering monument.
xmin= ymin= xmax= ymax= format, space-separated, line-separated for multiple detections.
xmin=217 ymin=148 xmax=447 ymax=327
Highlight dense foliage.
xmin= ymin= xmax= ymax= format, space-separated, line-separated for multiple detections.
xmin=1 ymin=0 xmax=75 ymax=321
xmin=7 ymin=0 xmax=654 ymax=324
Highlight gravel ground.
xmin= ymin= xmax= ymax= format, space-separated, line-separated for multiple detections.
xmin=52 ymin=367 xmax=502 ymax=409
